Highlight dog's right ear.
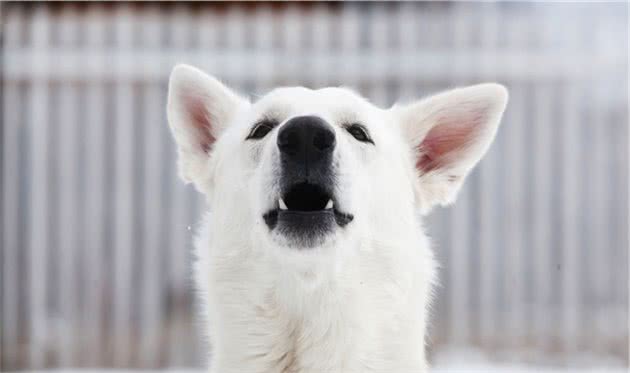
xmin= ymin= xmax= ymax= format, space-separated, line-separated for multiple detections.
xmin=167 ymin=64 xmax=247 ymax=192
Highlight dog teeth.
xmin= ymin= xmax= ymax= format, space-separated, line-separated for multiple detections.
xmin=279 ymin=199 xmax=288 ymax=210
xmin=325 ymin=199 xmax=333 ymax=210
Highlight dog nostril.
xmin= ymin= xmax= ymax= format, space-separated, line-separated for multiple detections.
xmin=278 ymin=128 xmax=299 ymax=155
xmin=313 ymin=129 xmax=335 ymax=152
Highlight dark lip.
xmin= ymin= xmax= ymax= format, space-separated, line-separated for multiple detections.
xmin=263 ymin=207 xmax=354 ymax=230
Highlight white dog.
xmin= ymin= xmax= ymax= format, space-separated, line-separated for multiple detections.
xmin=167 ymin=64 xmax=507 ymax=373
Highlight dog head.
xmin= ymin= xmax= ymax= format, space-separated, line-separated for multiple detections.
xmin=168 ymin=64 xmax=507 ymax=253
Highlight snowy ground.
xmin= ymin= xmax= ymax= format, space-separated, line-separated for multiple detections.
xmin=429 ymin=348 xmax=628 ymax=372
xmin=18 ymin=368 xmax=628 ymax=373
xmin=431 ymin=363 xmax=628 ymax=372
xmin=16 ymin=350 xmax=628 ymax=373
xmin=20 ymin=364 xmax=629 ymax=373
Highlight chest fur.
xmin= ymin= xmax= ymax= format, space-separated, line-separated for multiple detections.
xmin=202 ymin=244 xmax=431 ymax=373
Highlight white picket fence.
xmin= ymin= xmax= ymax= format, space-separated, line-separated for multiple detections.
xmin=1 ymin=2 xmax=628 ymax=370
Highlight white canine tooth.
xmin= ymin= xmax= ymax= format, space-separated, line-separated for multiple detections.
xmin=279 ymin=199 xmax=288 ymax=210
xmin=325 ymin=199 xmax=333 ymax=209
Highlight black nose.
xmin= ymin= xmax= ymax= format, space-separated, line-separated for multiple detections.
xmin=277 ymin=115 xmax=336 ymax=158
xmin=277 ymin=116 xmax=336 ymax=184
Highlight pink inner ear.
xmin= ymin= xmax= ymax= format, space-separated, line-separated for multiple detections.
xmin=186 ymin=93 xmax=216 ymax=154
xmin=416 ymin=112 xmax=482 ymax=173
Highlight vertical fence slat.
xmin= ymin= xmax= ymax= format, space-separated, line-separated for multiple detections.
xmin=57 ymin=5 xmax=80 ymax=367
xmin=396 ymin=2 xmax=418 ymax=102
xmin=251 ymin=5 xmax=274 ymax=90
xmin=504 ymin=85 xmax=527 ymax=346
xmin=112 ymin=4 xmax=135 ymax=367
xmin=277 ymin=4 xmax=302 ymax=84
xmin=560 ymin=82 xmax=581 ymax=354
xmin=310 ymin=3 xmax=331 ymax=88
xmin=27 ymin=5 xmax=51 ymax=369
xmin=531 ymin=7 xmax=560 ymax=353
xmin=2 ymin=5 xmax=23 ymax=370
xmin=477 ymin=1 xmax=500 ymax=348
xmin=615 ymin=74 xmax=629 ymax=351
xmin=223 ymin=5 xmax=247 ymax=82
xmin=590 ymin=19 xmax=615 ymax=347
xmin=599 ymin=87 xmax=617 ymax=344
xmin=613 ymin=21 xmax=630 ymax=343
xmin=198 ymin=7 xmax=218 ymax=51
xmin=367 ymin=3 xmax=389 ymax=106
xmin=532 ymin=84 xmax=553 ymax=352
xmin=81 ymin=4 xmax=107 ymax=367
xmin=138 ymin=5 xmax=165 ymax=367
xmin=503 ymin=15 xmax=529 ymax=346
xmin=559 ymin=12 xmax=589 ymax=353
xmin=1 ymin=78 xmax=21 ymax=369
xmin=339 ymin=4 xmax=361 ymax=88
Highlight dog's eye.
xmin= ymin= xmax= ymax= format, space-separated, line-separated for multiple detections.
xmin=246 ymin=120 xmax=277 ymax=140
xmin=346 ymin=124 xmax=374 ymax=144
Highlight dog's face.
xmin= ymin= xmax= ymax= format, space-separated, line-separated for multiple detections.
xmin=168 ymin=65 xmax=507 ymax=252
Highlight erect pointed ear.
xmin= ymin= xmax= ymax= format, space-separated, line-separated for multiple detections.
xmin=167 ymin=64 xmax=247 ymax=192
xmin=396 ymin=83 xmax=508 ymax=213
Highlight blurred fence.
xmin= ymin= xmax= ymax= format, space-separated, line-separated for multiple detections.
xmin=1 ymin=2 xmax=628 ymax=370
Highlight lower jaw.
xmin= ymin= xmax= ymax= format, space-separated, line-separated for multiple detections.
xmin=263 ymin=209 xmax=354 ymax=230
xmin=263 ymin=209 xmax=336 ymax=249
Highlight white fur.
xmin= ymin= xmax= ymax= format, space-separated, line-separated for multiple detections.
xmin=167 ymin=64 xmax=508 ymax=373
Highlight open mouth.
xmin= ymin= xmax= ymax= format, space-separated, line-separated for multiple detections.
xmin=263 ymin=182 xmax=353 ymax=245
xmin=281 ymin=182 xmax=333 ymax=212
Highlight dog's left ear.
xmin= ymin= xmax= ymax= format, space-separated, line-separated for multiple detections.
xmin=167 ymin=64 xmax=248 ymax=193
xmin=395 ymin=83 xmax=508 ymax=213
